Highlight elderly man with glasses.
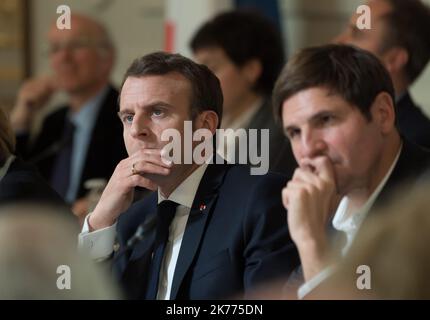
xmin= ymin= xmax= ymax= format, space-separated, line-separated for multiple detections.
xmin=10 ymin=14 xmax=127 ymax=223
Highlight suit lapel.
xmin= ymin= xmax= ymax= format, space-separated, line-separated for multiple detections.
xmin=375 ymin=140 xmax=430 ymax=210
xmin=118 ymin=196 xmax=158 ymax=277
xmin=169 ymin=163 xmax=229 ymax=299
xmin=119 ymin=204 xmax=158 ymax=299
xmin=128 ymin=214 xmax=157 ymax=262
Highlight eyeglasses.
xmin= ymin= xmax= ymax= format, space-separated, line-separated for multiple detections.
xmin=47 ymin=38 xmax=109 ymax=55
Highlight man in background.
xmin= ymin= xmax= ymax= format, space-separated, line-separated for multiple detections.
xmin=190 ymin=10 xmax=297 ymax=177
xmin=335 ymin=0 xmax=430 ymax=149
xmin=10 ymin=14 xmax=127 ymax=215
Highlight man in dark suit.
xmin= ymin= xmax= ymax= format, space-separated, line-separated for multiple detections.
xmin=272 ymin=44 xmax=430 ymax=298
xmin=79 ymin=52 xmax=299 ymax=299
xmin=190 ymin=10 xmax=297 ymax=177
xmin=335 ymin=0 xmax=430 ymax=149
xmin=10 ymin=14 xmax=127 ymax=214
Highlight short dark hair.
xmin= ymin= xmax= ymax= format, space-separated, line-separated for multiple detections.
xmin=120 ymin=51 xmax=223 ymax=127
xmin=381 ymin=0 xmax=430 ymax=83
xmin=273 ymin=44 xmax=395 ymax=122
xmin=190 ymin=9 xmax=285 ymax=96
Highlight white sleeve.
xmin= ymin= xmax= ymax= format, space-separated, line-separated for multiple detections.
xmin=297 ymin=265 xmax=335 ymax=299
xmin=78 ymin=213 xmax=117 ymax=261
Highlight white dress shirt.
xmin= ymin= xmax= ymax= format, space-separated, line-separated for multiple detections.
xmin=297 ymin=145 xmax=402 ymax=299
xmin=79 ymin=163 xmax=208 ymax=300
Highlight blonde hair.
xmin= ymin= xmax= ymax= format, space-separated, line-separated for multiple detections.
xmin=0 ymin=108 xmax=15 ymax=163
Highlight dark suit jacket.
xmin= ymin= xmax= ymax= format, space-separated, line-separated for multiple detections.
xmin=15 ymin=85 xmax=127 ymax=201
xmin=372 ymin=139 xmax=430 ymax=208
xmin=114 ymin=163 xmax=300 ymax=300
xmin=246 ymin=98 xmax=297 ymax=178
xmin=0 ymin=157 xmax=66 ymax=206
xmin=396 ymin=92 xmax=430 ymax=150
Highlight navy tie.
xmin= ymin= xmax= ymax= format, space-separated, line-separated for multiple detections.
xmin=50 ymin=118 xmax=75 ymax=201
xmin=145 ymin=200 xmax=179 ymax=299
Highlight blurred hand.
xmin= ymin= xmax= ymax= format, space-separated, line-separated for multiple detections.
xmin=11 ymin=76 xmax=57 ymax=132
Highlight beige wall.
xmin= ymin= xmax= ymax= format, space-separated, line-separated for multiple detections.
xmin=281 ymin=0 xmax=361 ymax=56
xmin=28 ymin=0 xmax=430 ymax=115
xmin=0 ymin=0 xmax=27 ymax=110
xmin=280 ymin=0 xmax=430 ymax=116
